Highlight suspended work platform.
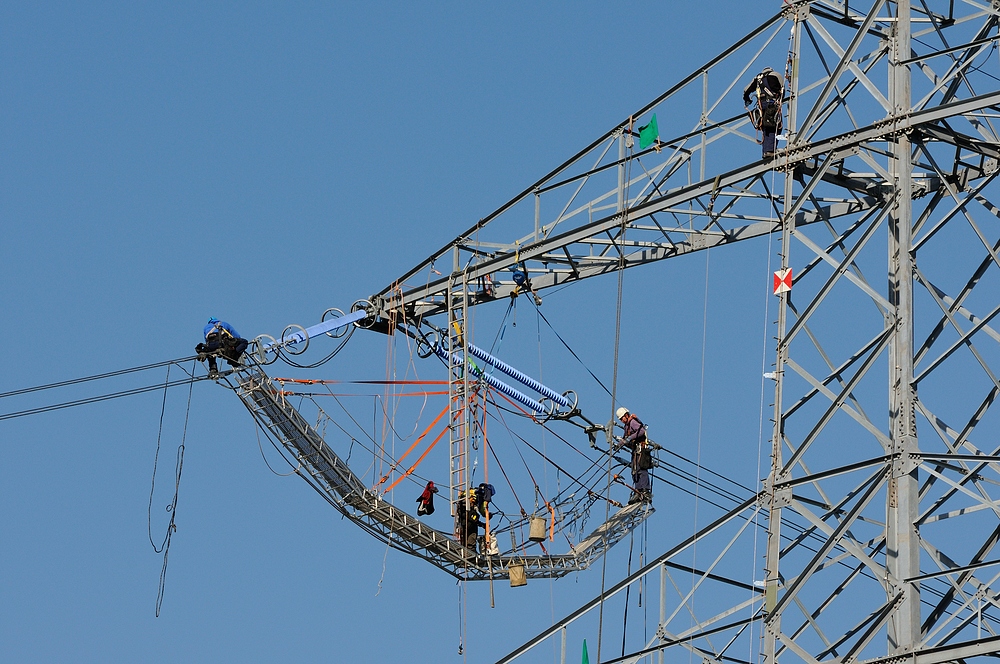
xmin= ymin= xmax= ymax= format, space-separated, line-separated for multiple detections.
xmin=233 ymin=366 xmax=652 ymax=581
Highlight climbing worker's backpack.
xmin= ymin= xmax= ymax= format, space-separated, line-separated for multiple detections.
xmin=637 ymin=442 xmax=654 ymax=470
xmin=756 ymin=72 xmax=784 ymax=130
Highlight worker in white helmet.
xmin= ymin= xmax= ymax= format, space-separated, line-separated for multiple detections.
xmin=616 ymin=407 xmax=652 ymax=504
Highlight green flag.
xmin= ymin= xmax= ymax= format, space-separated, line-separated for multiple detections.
xmin=638 ymin=113 xmax=659 ymax=150
xmin=582 ymin=639 xmax=590 ymax=664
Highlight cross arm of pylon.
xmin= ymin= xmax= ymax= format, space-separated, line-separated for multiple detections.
xmin=374 ymin=89 xmax=1000 ymax=320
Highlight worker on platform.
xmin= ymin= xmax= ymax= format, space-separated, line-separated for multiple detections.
xmin=743 ymin=67 xmax=784 ymax=160
xmin=616 ymin=407 xmax=653 ymax=504
xmin=196 ymin=317 xmax=248 ymax=378
xmin=455 ymin=489 xmax=480 ymax=549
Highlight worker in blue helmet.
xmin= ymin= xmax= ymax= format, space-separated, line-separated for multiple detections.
xmin=196 ymin=317 xmax=248 ymax=378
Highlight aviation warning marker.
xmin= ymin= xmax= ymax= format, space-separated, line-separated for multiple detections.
xmin=773 ymin=268 xmax=792 ymax=295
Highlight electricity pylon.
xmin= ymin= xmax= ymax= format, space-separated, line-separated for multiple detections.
xmin=370 ymin=1 xmax=1000 ymax=661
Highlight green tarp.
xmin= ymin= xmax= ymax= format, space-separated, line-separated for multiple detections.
xmin=638 ymin=113 xmax=659 ymax=150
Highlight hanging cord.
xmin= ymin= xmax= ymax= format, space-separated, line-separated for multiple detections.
xmin=688 ymin=246 xmax=711 ymax=661
xmin=530 ymin=299 xmax=614 ymax=397
xmin=252 ymin=416 xmax=301 ymax=477
xmin=598 ymin=126 xmax=634 ymax=662
xmin=147 ymin=360 xmax=195 ymax=617
xmin=621 ymin=530 xmax=636 ymax=658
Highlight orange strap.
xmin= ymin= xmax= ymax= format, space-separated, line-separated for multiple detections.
xmin=375 ymin=402 xmax=451 ymax=487
xmin=383 ymin=423 xmax=451 ymax=493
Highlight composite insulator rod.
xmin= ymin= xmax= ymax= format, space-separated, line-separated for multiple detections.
xmin=264 ymin=309 xmax=368 ymax=352
xmin=464 ymin=342 xmax=571 ymax=408
xmin=434 ymin=345 xmax=546 ymax=415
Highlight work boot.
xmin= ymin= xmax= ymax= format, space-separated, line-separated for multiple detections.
xmin=627 ymin=492 xmax=640 ymax=505
xmin=208 ymin=368 xmax=220 ymax=379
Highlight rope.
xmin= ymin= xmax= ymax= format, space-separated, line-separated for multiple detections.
xmin=599 ymin=126 xmax=634 ymax=662
xmin=531 ymin=299 xmax=614 ymax=397
xmin=149 ymin=360 xmax=195 ymax=617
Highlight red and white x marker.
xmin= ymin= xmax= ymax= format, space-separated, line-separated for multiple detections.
xmin=773 ymin=268 xmax=793 ymax=295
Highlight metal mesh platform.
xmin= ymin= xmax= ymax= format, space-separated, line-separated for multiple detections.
xmin=233 ymin=367 xmax=652 ymax=580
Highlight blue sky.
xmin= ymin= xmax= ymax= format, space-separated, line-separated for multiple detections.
xmin=1 ymin=3 xmax=795 ymax=662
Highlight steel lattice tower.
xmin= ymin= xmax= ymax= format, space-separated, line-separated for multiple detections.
xmin=356 ymin=1 xmax=1000 ymax=662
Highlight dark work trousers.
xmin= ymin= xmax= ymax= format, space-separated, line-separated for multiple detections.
xmin=761 ymin=98 xmax=780 ymax=157
xmin=201 ymin=334 xmax=249 ymax=371
xmin=632 ymin=467 xmax=651 ymax=494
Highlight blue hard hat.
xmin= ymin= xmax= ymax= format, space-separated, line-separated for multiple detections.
xmin=208 ymin=317 xmax=219 ymax=324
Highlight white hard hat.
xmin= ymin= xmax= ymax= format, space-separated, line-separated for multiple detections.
xmin=616 ymin=407 xmax=629 ymax=420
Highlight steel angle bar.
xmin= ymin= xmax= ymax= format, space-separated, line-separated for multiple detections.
xmin=916 ymin=260 xmax=1000 ymax=361
xmin=914 ymin=266 xmax=1000 ymax=389
xmin=783 ymin=324 xmax=888 ymax=422
xmin=922 ymin=524 xmax=1000 ymax=640
xmin=813 ymin=592 xmax=903 ymax=661
xmin=916 ymin=16 xmax=1000 ymax=113
xmin=658 ymin=505 xmax=760 ymax=632
xmin=776 ymin=543 xmax=886 ymax=660
xmin=790 ymin=217 xmax=894 ymax=312
xmin=797 ymin=39 xmax=889 ymax=141
xmin=859 ymin=633 xmax=1000 ymax=664
xmin=921 ymin=465 xmax=1000 ymax=521
xmin=919 ymin=541 xmax=1000 ymax=645
xmin=909 ymin=558 xmax=1000 ymax=584
xmin=777 ymin=629 xmax=826 ymax=664
xmin=917 ymin=123 xmax=1000 ymax=160
xmin=493 ymin=494 xmax=759 ymax=663
xmin=801 ymin=1 xmax=892 ymax=138
xmin=784 ymin=205 xmax=893 ymax=346
xmin=925 ymin=387 xmax=1000 ymax=457
xmin=766 ymin=467 xmax=888 ymax=619
xmin=788 ymin=496 xmax=889 ymax=582
xmin=601 ymin=615 xmax=759 ymax=664
xmin=779 ymin=463 xmax=886 ymax=546
xmin=657 ymin=592 xmax=762 ymax=645
xmin=794 ymin=203 xmax=883 ymax=284
xmin=792 ymin=594 xmax=835 ymax=651
xmin=921 ymin=501 xmax=995 ymax=524
xmin=782 ymin=350 xmax=893 ymax=468
xmin=961 ymin=203 xmax=1000 ymax=272
xmin=913 ymin=300 xmax=1000 ymax=385
xmin=381 ymin=90 xmax=1000 ymax=319
xmin=915 ymin=400 xmax=1000 ymax=524
xmin=537 ymin=136 xmax=619 ymax=240
xmin=913 ymin=171 xmax=999 ymax=251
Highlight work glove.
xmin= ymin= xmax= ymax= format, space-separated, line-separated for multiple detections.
xmin=195 ymin=343 xmax=207 ymax=353
xmin=743 ymin=96 xmax=751 ymax=107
